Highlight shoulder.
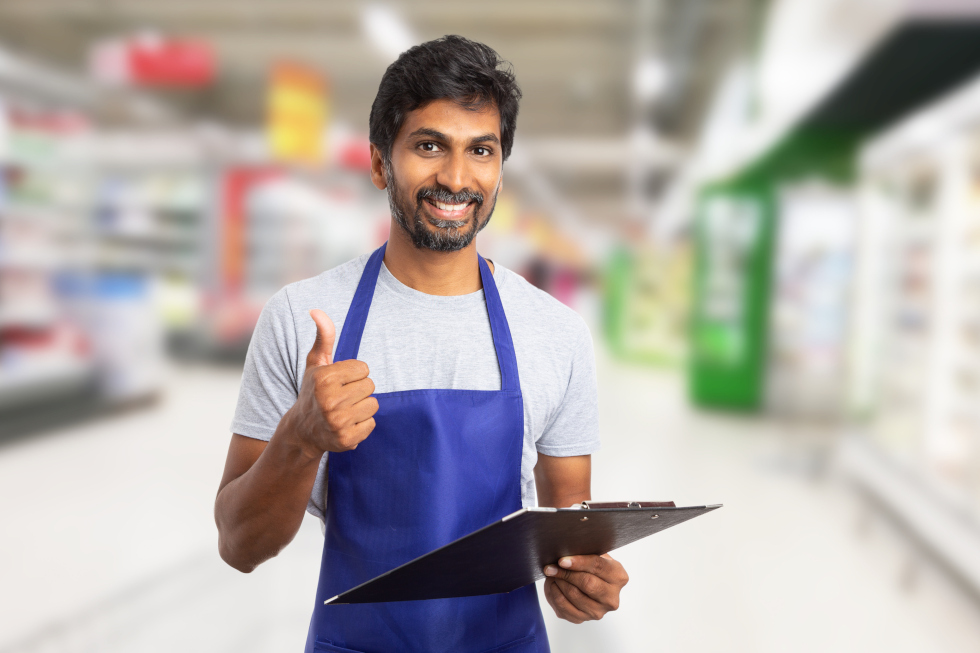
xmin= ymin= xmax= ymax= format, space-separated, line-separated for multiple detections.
xmin=254 ymin=252 xmax=371 ymax=344
xmin=280 ymin=253 xmax=370 ymax=311
xmin=493 ymin=264 xmax=592 ymax=353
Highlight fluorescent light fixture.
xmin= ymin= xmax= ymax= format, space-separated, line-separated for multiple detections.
xmin=362 ymin=4 xmax=416 ymax=62
xmin=632 ymin=56 xmax=669 ymax=102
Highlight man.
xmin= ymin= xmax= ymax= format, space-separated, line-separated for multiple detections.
xmin=215 ymin=35 xmax=628 ymax=653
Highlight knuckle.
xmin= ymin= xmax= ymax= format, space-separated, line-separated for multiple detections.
xmin=581 ymin=576 xmax=600 ymax=596
xmin=310 ymin=368 xmax=329 ymax=387
xmin=325 ymin=412 xmax=346 ymax=432
xmin=561 ymin=580 xmax=583 ymax=599
xmin=366 ymin=377 xmax=376 ymax=394
xmin=358 ymin=361 xmax=370 ymax=377
xmin=322 ymin=394 xmax=342 ymax=412
xmin=338 ymin=435 xmax=357 ymax=451
xmin=590 ymin=557 xmax=605 ymax=575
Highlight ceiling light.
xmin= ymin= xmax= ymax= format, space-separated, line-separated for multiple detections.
xmin=361 ymin=4 xmax=416 ymax=62
xmin=633 ymin=56 xmax=670 ymax=103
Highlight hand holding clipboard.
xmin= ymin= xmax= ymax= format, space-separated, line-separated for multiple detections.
xmin=325 ymin=501 xmax=721 ymax=605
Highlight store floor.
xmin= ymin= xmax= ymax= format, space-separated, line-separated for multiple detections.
xmin=3 ymin=351 xmax=980 ymax=653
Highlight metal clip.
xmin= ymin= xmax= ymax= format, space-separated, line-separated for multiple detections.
xmin=627 ymin=501 xmax=641 ymax=508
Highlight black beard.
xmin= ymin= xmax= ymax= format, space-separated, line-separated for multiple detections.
xmin=384 ymin=159 xmax=497 ymax=252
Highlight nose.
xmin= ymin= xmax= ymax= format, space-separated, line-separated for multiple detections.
xmin=434 ymin=151 xmax=469 ymax=194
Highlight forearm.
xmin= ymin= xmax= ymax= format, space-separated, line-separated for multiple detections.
xmin=533 ymin=454 xmax=591 ymax=508
xmin=215 ymin=413 xmax=322 ymax=572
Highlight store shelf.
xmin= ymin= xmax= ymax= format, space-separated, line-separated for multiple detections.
xmin=841 ymin=436 xmax=980 ymax=599
xmin=0 ymin=304 xmax=59 ymax=328
xmin=0 ymin=360 xmax=95 ymax=411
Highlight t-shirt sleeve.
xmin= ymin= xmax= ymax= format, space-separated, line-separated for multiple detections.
xmin=535 ymin=321 xmax=601 ymax=457
xmin=230 ymin=288 xmax=300 ymax=440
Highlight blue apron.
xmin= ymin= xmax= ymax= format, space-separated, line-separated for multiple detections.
xmin=305 ymin=243 xmax=549 ymax=653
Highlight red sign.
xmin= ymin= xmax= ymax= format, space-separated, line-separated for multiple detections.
xmin=129 ymin=39 xmax=214 ymax=86
xmin=91 ymin=36 xmax=215 ymax=87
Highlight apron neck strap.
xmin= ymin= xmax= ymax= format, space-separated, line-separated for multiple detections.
xmin=478 ymin=253 xmax=520 ymax=391
xmin=334 ymin=242 xmax=521 ymax=392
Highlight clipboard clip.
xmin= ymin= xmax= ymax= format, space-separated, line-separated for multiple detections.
xmin=576 ymin=501 xmax=676 ymax=509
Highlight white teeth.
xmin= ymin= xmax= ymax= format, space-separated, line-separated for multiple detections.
xmin=433 ymin=200 xmax=468 ymax=212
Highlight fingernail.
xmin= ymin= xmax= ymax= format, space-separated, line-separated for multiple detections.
xmin=544 ymin=565 xmax=557 ymax=576
xmin=559 ymin=557 xmax=572 ymax=568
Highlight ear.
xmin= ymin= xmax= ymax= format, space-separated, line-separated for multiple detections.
xmin=370 ymin=144 xmax=387 ymax=190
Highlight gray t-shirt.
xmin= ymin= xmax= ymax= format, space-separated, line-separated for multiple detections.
xmin=231 ymin=252 xmax=600 ymax=521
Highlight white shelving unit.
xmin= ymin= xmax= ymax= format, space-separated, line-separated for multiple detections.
xmin=849 ymin=71 xmax=980 ymax=590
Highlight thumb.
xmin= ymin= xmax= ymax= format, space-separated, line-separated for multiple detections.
xmin=306 ymin=309 xmax=336 ymax=368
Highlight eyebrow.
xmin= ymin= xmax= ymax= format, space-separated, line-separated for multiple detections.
xmin=407 ymin=128 xmax=500 ymax=147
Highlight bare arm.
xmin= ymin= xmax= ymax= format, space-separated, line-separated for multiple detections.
xmin=534 ymin=453 xmax=629 ymax=623
xmin=533 ymin=453 xmax=591 ymax=508
xmin=214 ymin=430 xmax=321 ymax=572
xmin=214 ymin=310 xmax=378 ymax=572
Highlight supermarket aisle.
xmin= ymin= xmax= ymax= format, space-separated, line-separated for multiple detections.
xmin=3 ymin=353 xmax=980 ymax=652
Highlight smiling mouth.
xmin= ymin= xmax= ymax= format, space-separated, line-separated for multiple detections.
xmin=424 ymin=198 xmax=474 ymax=220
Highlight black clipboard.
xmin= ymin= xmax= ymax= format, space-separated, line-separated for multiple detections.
xmin=325 ymin=501 xmax=721 ymax=605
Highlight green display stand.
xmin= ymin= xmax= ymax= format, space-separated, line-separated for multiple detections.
xmin=688 ymin=131 xmax=857 ymax=411
xmin=689 ymin=180 xmax=776 ymax=410
xmin=687 ymin=13 xmax=980 ymax=412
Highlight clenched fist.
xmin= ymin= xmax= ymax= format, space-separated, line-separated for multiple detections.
xmin=286 ymin=309 xmax=379 ymax=459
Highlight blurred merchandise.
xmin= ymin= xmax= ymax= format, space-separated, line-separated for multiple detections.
xmin=767 ymin=182 xmax=855 ymax=419
xmin=856 ymin=69 xmax=980 ymax=527
xmin=0 ymin=107 xmax=99 ymax=417
xmin=604 ymin=241 xmax=691 ymax=366
xmin=688 ymin=184 xmax=776 ymax=410
xmin=267 ymin=63 xmax=328 ymax=165
xmin=90 ymin=273 xmax=163 ymax=401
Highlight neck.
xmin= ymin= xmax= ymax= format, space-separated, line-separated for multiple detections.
xmin=383 ymin=220 xmax=493 ymax=296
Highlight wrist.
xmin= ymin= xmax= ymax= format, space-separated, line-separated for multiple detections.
xmin=271 ymin=407 xmax=324 ymax=465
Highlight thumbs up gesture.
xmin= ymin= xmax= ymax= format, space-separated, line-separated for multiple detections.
xmin=289 ymin=309 xmax=378 ymax=457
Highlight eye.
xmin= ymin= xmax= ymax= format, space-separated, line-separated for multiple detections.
xmin=417 ymin=141 xmax=441 ymax=153
xmin=473 ymin=146 xmax=492 ymax=157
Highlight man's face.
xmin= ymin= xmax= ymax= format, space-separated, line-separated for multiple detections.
xmin=374 ymin=98 xmax=503 ymax=252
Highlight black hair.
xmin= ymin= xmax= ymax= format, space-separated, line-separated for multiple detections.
xmin=369 ymin=35 xmax=522 ymax=163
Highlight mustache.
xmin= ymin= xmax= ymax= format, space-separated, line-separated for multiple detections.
xmin=416 ymin=186 xmax=484 ymax=207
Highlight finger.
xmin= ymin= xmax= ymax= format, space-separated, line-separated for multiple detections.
xmin=322 ymin=377 xmax=375 ymax=410
xmin=307 ymin=310 xmax=336 ymax=368
xmin=317 ymin=359 xmax=371 ymax=386
xmin=544 ymin=579 xmax=583 ymax=624
xmin=552 ymin=578 xmax=608 ymax=620
xmin=340 ymin=377 xmax=376 ymax=405
xmin=344 ymin=417 xmax=376 ymax=448
xmin=348 ymin=396 xmax=380 ymax=424
xmin=555 ymin=554 xmax=626 ymax=584
xmin=544 ymin=578 xmax=589 ymax=624
xmin=544 ymin=565 xmax=611 ymax=602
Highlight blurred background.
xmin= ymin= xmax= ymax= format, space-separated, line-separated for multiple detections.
xmin=5 ymin=0 xmax=980 ymax=651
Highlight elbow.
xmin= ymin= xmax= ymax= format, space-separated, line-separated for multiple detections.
xmin=218 ymin=535 xmax=259 ymax=574
xmin=215 ymin=500 xmax=259 ymax=573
